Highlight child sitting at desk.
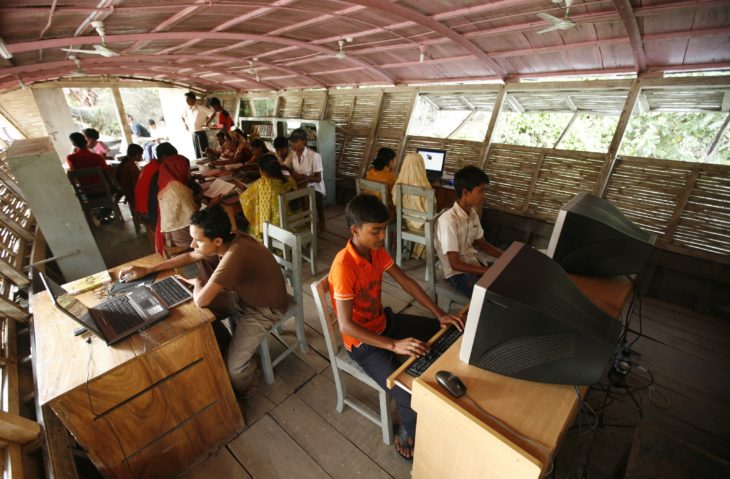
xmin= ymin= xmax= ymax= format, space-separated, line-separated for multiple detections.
xmin=434 ymin=165 xmax=503 ymax=297
xmin=119 ymin=205 xmax=288 ymax=399
xmin=329 ymin=194 xmax=464 ymax=461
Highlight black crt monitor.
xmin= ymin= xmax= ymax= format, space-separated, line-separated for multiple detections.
xmin=547 ymin=192 xmax=657 ymax=277
xmin=459 ymin=242 xmax=621 ymax=385
xmin=416 ymin=148 xmax=446 ymax=178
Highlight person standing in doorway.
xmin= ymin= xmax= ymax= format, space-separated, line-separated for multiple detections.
xmin=289 ymin=128 xmax=326 ymax=232
xmin=181 ymin=91 xmax=210 ymax=159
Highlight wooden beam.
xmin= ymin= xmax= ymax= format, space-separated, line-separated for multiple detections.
xmin=705 ymin=112 xmax=730 ymax=160
xmin=616 ymin=0 xmax=648 ymax=72
xmin=722 ymin=91 xmax=730 ymax=112
xmin=0 ymin=256 xmax=29 ymax=288
xmin=0 ymin=107 xmax=28 ymax=140
xmin=0 ymin=410 xmax=41 ymax=445
xmin=395 ymin=90 xmax=419 ymax=170
xmin=446 ymin=110 xmax=477 ymax=139
xmin=360 ymin=89 xmax=386 ymax=178
xmin=599 ymin=79 xmax=642 ymax=196
xmin=110 ymin=86 xmax=133 ymax=146
xmin=506 ymin=94 xmax=524 ymax=113
xmin=458 ymin=95 xmax=476 ymax=111
xmin=553 ymin=111 xmax=579 ymax=149
xmin=637 ymin=92 xmax=650 ymax=113
xmin=663 ymin=167 xmax=700 ymax=242
xmin=563 ymin=94 xmax=577 ymax=111
xmin=522 ymin=152 xmax=546 ymax=214
xmin=480 ymin=85 xmax=506 ymax=170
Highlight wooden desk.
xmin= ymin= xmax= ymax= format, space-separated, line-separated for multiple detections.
xmin=32 ymin=255 xmax=244 ymax=479
xmin=388 ymin=275 xmax=633 ymax=478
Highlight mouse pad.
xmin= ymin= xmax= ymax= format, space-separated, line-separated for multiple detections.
xmin=110 ymin=274 xmax=155 ymax=295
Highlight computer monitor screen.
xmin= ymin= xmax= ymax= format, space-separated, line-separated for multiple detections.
xmin=460 ymin=242 xmax=621 ymax=385
xmin=547 ymin=192 xmax=656 ymax=277
xmin=416 ymin=148 xmax=446 ymax=177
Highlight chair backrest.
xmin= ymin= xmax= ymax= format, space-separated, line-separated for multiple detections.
xmin=394 ymin=183 xmax=435 ymax=233
xmin=67 ymin=167 xmax=113 ymax=199
xmin=356 ymin=179 xmax=389 ymax=207
xmin=311 ymin=275 xmax=345 ymax=359
xmin=278 ymin=186 xmax=316 ymax=235
xmin=263 ymin=222 xmax=302 ymax=301
xmin=426 ymin=208 xmax=448 ymax=294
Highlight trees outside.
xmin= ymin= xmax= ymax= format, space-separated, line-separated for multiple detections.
xmin=120 ymin=88 xmax=163 ymax=129
xmin=63 ymin=88 xmax=120 ymax=138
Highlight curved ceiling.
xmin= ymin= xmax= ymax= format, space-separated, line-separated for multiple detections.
xmin=0 ymin=0 xmax=729 ymax=92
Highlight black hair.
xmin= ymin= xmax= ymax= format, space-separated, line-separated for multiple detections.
xmin=148 ymin=118 xmax=156 ymax=126
xmin=208 ymin=97 xmax=221 ymax=108
xmin=250 ymin=138 xmax=268 ymax=152
xmin=454 ymin=165 xmax=490 ymax=198
xmin=289 ymin=128 xmax=307 ymax=142
xmin=185 ymin=92 xmax=196 ymax=100
xmin=69 ymin=132 xmax=87 ymax=149
xmin=216 ymin=130 xmax=228 ymax=139
xmin=190 ymin=205 xmax=234 ymax=243
xmin=126 ymin=114 xmax=134 ymax=120
xmin=372 ymin=147 xmax=396 ymax=171
xmin=233 ymin=128 xmax=248 ymax=140
xmin=273 ymin=136 xmax=289 ymax=150
xmin=82 ymin=128 xmax=99 ymax=140
xmin=346 ymin=194 xmax=390 ymax=229
xmin=155 ymin=142 xmax=178 ymax=159
xmin=257 ymin=153 xmax=286 ymax=182
xmin=126 ymin=143 xmax=143 ymax=157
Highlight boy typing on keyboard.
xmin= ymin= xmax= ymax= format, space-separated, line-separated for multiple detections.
xmin=328 ymin=194 xmax=464 ymax=461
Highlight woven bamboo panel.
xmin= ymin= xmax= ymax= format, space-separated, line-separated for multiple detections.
xmin=325 ymin=91 xmax=381 ymax=178
xmin=643 ymin=88 xmax=727 ymax=112
xmin=483 ymin=144 xmax=543 ymax=214
xmin=420 ymin=92 xmax=498 ymax=111
xmin=673 ymin=170 xmax=730 ymax=255
xmin=277 ymin=94 xmax=302 ymax=118
xmin=0 ymin=89 xmax=47 ymax=138
xmin=301 ymin=91 xmax=327 ymax=120
xmin=338 ymin=136 xmax=368 ymax=179
xmin=604 ymin=157 xmax=697 ymax=238
xmin=526 ymin=150 xmax=607 ymax=221
xmin=0 ymin=174 xmax=32 ymax=230
xmin=404 ymin=136 xmax=483 ymax=174
xmin=508 ymin=90 xmax=628 ymax=113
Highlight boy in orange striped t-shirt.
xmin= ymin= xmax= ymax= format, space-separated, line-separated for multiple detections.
xmin=328 ymin=194 xmax=464 ymax=461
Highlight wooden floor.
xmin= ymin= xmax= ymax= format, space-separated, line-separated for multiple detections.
xmin=84 ymin=204 xmax=730 ymax=479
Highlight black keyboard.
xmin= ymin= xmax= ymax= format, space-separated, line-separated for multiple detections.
xmin=96 ymin=296 xmax=144 ymax=333
xmin=150 ymin=277 xmax=192 ymax=307
xmin=406 ymin=326 xmax=463 ymax=377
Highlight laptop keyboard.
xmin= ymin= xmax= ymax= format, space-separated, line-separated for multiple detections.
xmin=95 ymin=296 xmax=144 ymax=333
xmin=406 ymin=326 xmax=463 ymax=377
xmin=150 ymin=277 xmax=193 ymax=307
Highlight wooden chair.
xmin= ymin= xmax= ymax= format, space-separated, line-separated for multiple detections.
xmin=278 ymin=186 xmax=317 ymax=276
xmin=311 ymin=275 xmax=393 ymax=445
xmin=355 ymin=178 xmax=393 ymax=252
xmin=258 ymin=222 xmax=309 ymax=384
xmin=394 ymin=183 xmax=436 ymax=279
xmin=67 ymin=167 xmax=123 ymax=227
xmin=426 ymin=209 xmax=470 ymax=311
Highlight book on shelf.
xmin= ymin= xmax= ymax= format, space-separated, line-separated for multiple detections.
xmin=252 ymin=124 xmax=274 ymax=137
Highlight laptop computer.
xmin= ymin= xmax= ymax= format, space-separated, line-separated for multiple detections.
xmin=417 ymin=147 xmax=447 ymax=181
xmin=39 ymin=272 xmax=194 ymax=345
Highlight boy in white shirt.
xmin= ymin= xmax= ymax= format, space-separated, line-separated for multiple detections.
xmin=434 ymin=166 xmax=503 ymax=297
xmin=289 ymin=128 xmax=326 ymax=232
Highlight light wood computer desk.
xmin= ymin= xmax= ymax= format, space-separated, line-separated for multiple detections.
xmin=387 ymin=274 xmax=633 ymax=478
xmin=31 ymin=255 xmax=244 ymax=479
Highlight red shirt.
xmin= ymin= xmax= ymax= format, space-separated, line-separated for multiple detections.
xmin=66 ymin=148 xmax=109 ymax=185
xmin=328 ymin=240 xmax=394 ymax=350
xmin=218 ymin=110 xmax=233 ymax=131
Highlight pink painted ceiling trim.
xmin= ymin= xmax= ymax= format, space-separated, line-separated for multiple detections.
xmin=7 ymin=32 xmax=395 ymax=84
xmin=612 ymin=0 xmax=647 ymax=73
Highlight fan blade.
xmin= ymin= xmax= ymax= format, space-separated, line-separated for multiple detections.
xmin=537 ymin=12 xmax=563 ymax=25
xmin=537 ymin=24 xmax=565 ymax=34
xmin=61 ymin=47 xmax=106 ymax=56
xmin=93 ymin=45 xmax=120 ymax=57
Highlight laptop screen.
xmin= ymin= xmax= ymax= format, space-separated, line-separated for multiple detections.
xmin=38 ymin=272 xmax=103 ymax=337
xmin=417 ymin=148 xmax=446 ymax=176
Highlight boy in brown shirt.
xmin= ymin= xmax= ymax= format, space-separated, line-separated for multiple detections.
xmin=120 ymin=205 xmax=287 ymax=397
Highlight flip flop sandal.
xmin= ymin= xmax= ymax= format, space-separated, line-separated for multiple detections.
xmin=393 ymin=423 xmax=414 ymax=463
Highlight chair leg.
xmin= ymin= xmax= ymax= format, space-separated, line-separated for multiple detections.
xmin=396 ymin=231 xmax=403 ymax=266
xmin=332 ymin=366 xmax=347 ymax=413
xmin=258 ymin=339 xmax=275 ymax=385
xmin=309 ymin=239 xmax=317 ymax=276
xmin=379 ymin=390 xmax=393 ymax=445
xmin=295 ymin=309 xmax=309 ymax=353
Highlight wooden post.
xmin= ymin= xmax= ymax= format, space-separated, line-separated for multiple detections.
xmin=395 ymin=90 xmax=418 ymax=168
xmin=598 ymin=79 xmax=642 ymax=196
xmin=111 ymin=86 xmax=133 ymax=147
xmin=446 ymin=110 xmax=477 ymax=139
xmin=318 ymin=90 xmax=329 ymax=120
xmin=553 ymin=111 xmax=579 ymax=149
xmin=522 ymin=152 xmax=546 ymax=214
xmin=30 ymin=88 xmax=76 ymax=162
xmin=663 ymin=167 xmax=700 ymax=242
xmin=704 ymin=112 xmax=730 ymax=160
xmin=360 ymin=89 xmax=386 ymax=178
xmin=479 ymin=85 xmax=506 ymax=171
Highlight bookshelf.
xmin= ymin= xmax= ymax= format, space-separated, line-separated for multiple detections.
xmin=238 ymin=117 xmax=336 ymax=205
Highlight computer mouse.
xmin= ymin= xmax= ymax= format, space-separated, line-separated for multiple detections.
xmin=435 ymin=370 xmax=467 ymax=398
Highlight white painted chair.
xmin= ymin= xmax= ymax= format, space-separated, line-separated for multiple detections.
xmin=278 ymin=186 xmax=318 ymax=276
xmin=394 ymin=183 xmax=436 ymax=280
xmin=427 ymin=209 xmax=470 ymax=312
xmin=311 ymin=275 xmax=393 ymax=445
xmin=355 ymin=178 xmax=393 ymax=252
xmin=258 ymin=222 xmax=309 ymax=385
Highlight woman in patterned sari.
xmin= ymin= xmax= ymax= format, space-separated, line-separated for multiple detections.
xmin=239 ymin=153 xmax=297 ymax=240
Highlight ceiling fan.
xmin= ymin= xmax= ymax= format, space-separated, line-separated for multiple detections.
xmin=61 ymin=20 xmax=120 ymax=57
xmin=66 ymin=55 xmax=86 ymax=77
xmin=537 ymin=0 xmax=575 ymax=34
xmin=334 ymin=37 xmax=353 ymax=60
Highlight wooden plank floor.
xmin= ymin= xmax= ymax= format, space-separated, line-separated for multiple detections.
xmin=89 ymin=204 xmax=730 ymax=478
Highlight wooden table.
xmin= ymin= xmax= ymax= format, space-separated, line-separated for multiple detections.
xmin=31 ymin=255 xmax=244 ymax=479
xmin=388 ymin=275 xmax=633 ymax=478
